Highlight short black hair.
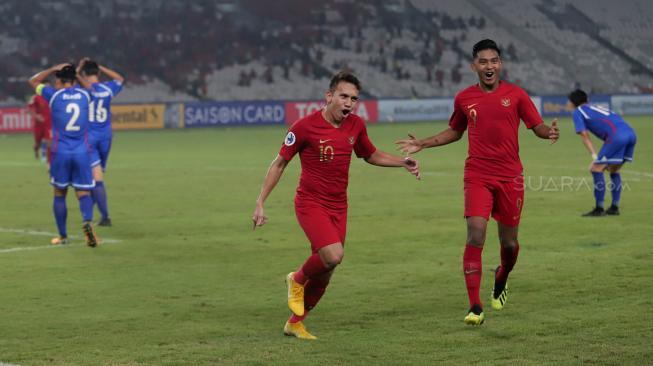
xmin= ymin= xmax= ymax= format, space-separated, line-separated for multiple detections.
xmin=329 ymin=71 xmax=361 ymax=91
xmin=472 ymin=39 xmax=501 ymax=59
xmin=55 ymin=64 xmax=76 ymax=83
xmin=568 ymin=89 xmax=588 ymax=107
xmin=81 ymin=60 xmax=100 ymax=76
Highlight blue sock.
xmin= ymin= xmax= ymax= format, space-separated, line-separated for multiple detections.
xmin=591 ymin=172 xmax=605 ymax=208
xmin=610 ymin=173 xmax=621 ymax=207
xmin=40 ymin=142 xmax=47 ymax=158
xmin=92 ymin=181 xmax=109 ymax=220
xmin=79 ymin=195 xmax=94 ymax=222
xmin=53 ymin=196 xmax=67 ymax=237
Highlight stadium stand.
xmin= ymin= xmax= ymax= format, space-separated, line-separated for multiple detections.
xmin=1 ymin=0 xmax=652 ymax=105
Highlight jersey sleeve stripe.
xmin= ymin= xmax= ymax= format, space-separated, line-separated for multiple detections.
xmin=577 ymin=105 xmax=590 ymax=119
xmin=98 ymin=83 xmax=114 ymax=97
xmin=48 ymin=89 xmax=66 ymax=109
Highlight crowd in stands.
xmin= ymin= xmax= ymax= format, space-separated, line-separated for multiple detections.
xmin=1 ymin=0 xmax=652 ymax=105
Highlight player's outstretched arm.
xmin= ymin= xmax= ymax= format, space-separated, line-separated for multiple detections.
xmin=28 ymin=63 xmax=69 ymax=89
xmin=99 ymin=64 xmax=125 ymax=83
xmin=364 ymin=150 xmax=420 ymax=180
xmin=532 ymin=119 xmax=559 ymax=144
xmin=252 ymin=155 xmax=289 ymax=230
xmin=395 ymin=128 xmax=463 ymax=154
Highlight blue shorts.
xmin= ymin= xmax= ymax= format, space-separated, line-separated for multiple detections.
xmin=50 ymin=152 xmax=95 ymax=190
xmin=596 ymin=130 xmax=637 ymax=165
xmin=89 ymin=136 xmax=112 ymax=170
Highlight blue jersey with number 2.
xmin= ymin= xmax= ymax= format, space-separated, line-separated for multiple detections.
xmin=38 ymin=84 xmax=92 ymax=154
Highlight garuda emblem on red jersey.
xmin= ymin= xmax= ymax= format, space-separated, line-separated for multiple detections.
xmin=348 ymin=136 xmax=355 ymax=145
xmin=501 ymin=98 xmax=511 ymax=107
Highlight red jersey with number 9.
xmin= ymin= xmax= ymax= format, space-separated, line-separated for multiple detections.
xmin=279 ymin=110 xmax=376 ymax=209
xmin=449 ymin=81 xmax=542 ymax=179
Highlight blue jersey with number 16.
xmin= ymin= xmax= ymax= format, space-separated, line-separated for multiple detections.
xmin=572 ymin=104 xmax=634 ymax=141
xmin=37 ymin=84 xmax=91 ymax=154
xmin=88 ymin=80 xmax=123 ymax=139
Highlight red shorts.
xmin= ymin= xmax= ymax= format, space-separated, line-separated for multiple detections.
xmin=464 ymin=175 xmax=524 ymax=227
xmin=33 ymin=123 xmax=51 ymax=144
xmin=295 ymin=199 xmax=347 ymax=253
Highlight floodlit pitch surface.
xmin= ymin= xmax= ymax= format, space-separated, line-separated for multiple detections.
xmin=0 ymin=117 xmax=651 ymax=365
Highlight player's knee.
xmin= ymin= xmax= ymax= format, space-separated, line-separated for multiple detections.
xmin=590 ymin=164 xmax=604 ymax=173
xmin=322 ymin=252 xmax=344 ymax=269
xmin=466 ymin=228 xmax=486 ymax=246
xmin=500 ymin=238 xmax=518 ymax=250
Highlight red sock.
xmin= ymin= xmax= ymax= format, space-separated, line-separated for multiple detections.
xmin=304 ymin=277 xmax=329 ymax=312
xmin=288 ymin=312 xmax=308 ymax=323
xmin=496 ymin=242 xmax=520 ymax=283
xmin=293 ymin=269 xmax=308 ymax=285
xmin=463 ymin=244 xmax=483 ymax=308
xmin=294 ymin=253 xmax=328 ymax=284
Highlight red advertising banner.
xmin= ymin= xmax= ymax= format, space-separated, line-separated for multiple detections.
xmin=284 ymin=100 xmax=378 ymax=125
xmin=0 ymin=107 xmax=33 ymax=133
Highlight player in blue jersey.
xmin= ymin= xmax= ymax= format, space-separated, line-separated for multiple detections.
xmin=77 ymin=58 xmax=124 ymax=227
xmin=568 ymin=89 xmax=637 ymax=216
xmin=28 ymin=63 xmax=100 ymax=247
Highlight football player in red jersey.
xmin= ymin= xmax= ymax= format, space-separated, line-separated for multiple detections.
xmin=252 ymin=71 xmax=420 ymax=339
xmin=396 ymin=39 xmax=559 ymax=325
xmin=27 ymin=81 xmax=53 ymax=163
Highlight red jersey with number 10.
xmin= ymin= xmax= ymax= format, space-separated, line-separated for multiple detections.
xmin=279 ymin=110 xmax=377 ymax=209
xmin=449 ymin=82 xmax=542 ymax=179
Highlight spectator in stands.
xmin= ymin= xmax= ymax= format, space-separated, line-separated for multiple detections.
xmin=436 ymin=69 xmax=444 ymax=87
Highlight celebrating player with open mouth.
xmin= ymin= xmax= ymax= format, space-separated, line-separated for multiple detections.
xmin=252 ymin=71 xmax=420 ymax=340
xmin=396 ymin=39 xmax=559 ymax=326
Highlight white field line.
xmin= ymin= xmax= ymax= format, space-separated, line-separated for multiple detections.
xmin=625 ymin=170 xmax=653 ymax=179
xmin=1 ymin=362 xmax=22 ymax=366
xmin=0 ymin=227 xmax=121 ymax=254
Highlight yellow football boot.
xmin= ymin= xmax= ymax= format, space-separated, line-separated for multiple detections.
xmin=283 ymin=321 xmax=317 ymax=340
xmin=464 ymin=304 xmax=485 ymax=326
xmin=51 ymin=236 xmax=69 ymax=245
xmin=286 ymin=272 xmax=305 ymax=316
xmin=491 ymin=284 xmax=509 ymax=311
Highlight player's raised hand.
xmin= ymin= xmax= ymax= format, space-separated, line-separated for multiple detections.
xmin=77 ymin=57 xmax=90 ymax=72
xmin=252 ymin=205 xmax=268 ymax=230
xmin=53 ymin=63 xmax=71 ymax=71
xmin=395 ymin=134 xmax=423 ymax=154
xmin=403 ymin=156 xmax=421 ymax=180
xmin=549 ymin=119 xmax=559 ymax=144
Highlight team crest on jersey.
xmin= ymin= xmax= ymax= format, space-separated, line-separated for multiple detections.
xmin=348 ymin=136 xmax=355 ymax=145
xmin=284 ymin=132 xmax=296 ymax=146
xmin=501 ymin=98 xmax=511 ymax=107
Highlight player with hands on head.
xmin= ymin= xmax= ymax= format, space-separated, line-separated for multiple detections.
xmin=77 ymin=57 xmax=125 ymax=227
xmin=28 ymin=63 xmax=99 ymax=247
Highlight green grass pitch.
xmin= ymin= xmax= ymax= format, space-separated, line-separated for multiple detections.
xmin=0 ymin=117 xmax=651 ymax=365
